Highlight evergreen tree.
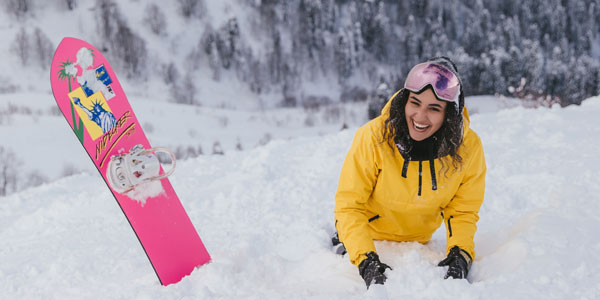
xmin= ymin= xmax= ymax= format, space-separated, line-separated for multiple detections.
xmin=334 ymin=29 xmax=353 ymax=81
xmin=504 ymin=46 xmax=524 ymax=89
xmin=404 ymin=15 xmax=420 ymax=66
xmin=545 ymin=47 xmax=568 ymax=100
xmin=268 ymin=30 xmax=283 ymax=84
xmin=351 ymin=18 xmax=364 ymax=69
xmin=487 ymin=48 xmax=509 ymax=95
xmin=521 ymin=40 xmax=546 ymax=95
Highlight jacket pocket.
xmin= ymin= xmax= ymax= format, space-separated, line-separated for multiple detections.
xmin=441 ymin=212 xmax=453 ymax=237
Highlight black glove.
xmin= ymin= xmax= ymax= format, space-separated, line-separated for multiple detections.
xmin=358 ymin=252 xmax=392 ymax=289
xmin=438 ymin=246 xmax=472 ymax=279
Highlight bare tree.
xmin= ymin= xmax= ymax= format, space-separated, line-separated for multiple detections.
xmin=95 ymin=0 xmax=119 ymax=45
xmin=94 ymin=0 xmax=147 ymax=78
xmin=0 ymin=146 xmax=21 ymax=196
xmin=24 ymin=170 xmax=48 ymax=189
xmin=32 ymin=28 xmax=54 ymax=69
xmin=61 ymin=164 xmax=79 ymax=177
xmin=0 ymin=76 xmax=18 ymax=94
xmin=65 ymin=0 xmax=77 ymax=10
xmin=161 ymin=62 xmax=180 ymax=85
xmin=144 ymin=3 xmax=167 ymax=36
xmin=199 ymin=26 xmax=221 ymax=80
xmin=212 ymin=141 xmax=224 ymax=155
xmin=5 ymin=0 xmax=31 ymax=19
xmin=0 ymin=108 xmax=11 ymax=125
xmin=174 ymin=146 xmax=187 ymax=160
xmin=111 ymin=19 xmax=148 ymax=78
xmin=10 ymin=28 xmax=29 ymax=65
xmin=186 ymin=146 xmax=198 ymax=158
xmin=258 ymin=133 xmax=272 ymax=146
xmin=178 ymin=0 xmax=206 ymax=19
xmin=170 ymin=73 xmax=198 ymax=105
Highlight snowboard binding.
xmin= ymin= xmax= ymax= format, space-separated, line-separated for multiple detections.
xmin=107 ymin=144 xmax=176 ymax=194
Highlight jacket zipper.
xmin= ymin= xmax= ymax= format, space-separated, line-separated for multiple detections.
xmin=368 ymin=215 xmax=380 ymax=222
xmin=418 ymin=161 xmax=423 ymax=196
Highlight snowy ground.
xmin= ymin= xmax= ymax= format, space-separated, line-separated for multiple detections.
xmin=2 ymin=96 xmax=600 ymax=299
xmin=0 ymin=91 xmax=366 ymax=181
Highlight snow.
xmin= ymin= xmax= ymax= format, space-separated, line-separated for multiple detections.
xmin=465 ymin=95 xmax=523 ymax=115
xmin=2 ymin=96 xmax=600 ymax=299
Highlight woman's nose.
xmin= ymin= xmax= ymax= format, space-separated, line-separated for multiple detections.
xmin=413 ymin=108 xmax=428 ymax=121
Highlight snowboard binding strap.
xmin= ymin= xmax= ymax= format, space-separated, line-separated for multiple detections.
xmin=107 ymin=144 xmax=176 ymax=194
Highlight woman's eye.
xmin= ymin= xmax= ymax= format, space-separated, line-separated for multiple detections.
xmin=430 ymin=107 xmax=440 ymax=112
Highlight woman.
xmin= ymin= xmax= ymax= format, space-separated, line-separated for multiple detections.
xmin=333 ymin=57 xmax=486 ymax=289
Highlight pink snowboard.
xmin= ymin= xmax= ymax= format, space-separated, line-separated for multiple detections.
xmin=50 ymin=37 xmax=210 ymax=285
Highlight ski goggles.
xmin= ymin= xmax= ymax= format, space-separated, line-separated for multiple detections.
xmin=404 ymin=62 xmax=461 ymax=105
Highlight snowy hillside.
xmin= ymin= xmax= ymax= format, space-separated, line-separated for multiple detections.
xmin=2 ymin=96 xmax=600 ymax=299
xmin=0 ymin=90 xmax=367 ymax=189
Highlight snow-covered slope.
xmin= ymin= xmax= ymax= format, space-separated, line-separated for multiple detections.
xmin=2 ymin=96 xmax=600 ymax=299
xmin=0 ymin=91 xmax=366 ymax=182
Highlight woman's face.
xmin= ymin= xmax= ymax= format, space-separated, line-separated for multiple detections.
xmin=405 ymin=88 xmax=447 ymax=141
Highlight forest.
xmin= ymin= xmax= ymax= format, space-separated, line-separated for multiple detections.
xmin=6 ymin=0 xmax=599 ymax=107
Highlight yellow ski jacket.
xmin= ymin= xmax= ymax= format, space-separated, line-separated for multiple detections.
xmin=334 ymin=94 xmax=486 ymax=266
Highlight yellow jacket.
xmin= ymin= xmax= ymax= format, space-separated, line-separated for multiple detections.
xmin=334 ymin=94 xmax=486 ymax=266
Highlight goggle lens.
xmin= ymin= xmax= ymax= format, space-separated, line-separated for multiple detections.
xmin=404 ymin=62 xmax=460 ymax=104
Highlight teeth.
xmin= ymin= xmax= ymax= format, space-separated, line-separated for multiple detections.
xmin=413 ymin=121 xmax=429 ymax=129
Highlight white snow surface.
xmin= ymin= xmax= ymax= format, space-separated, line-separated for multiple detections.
xmin=2 ymin=96 xmax=600 ymax=299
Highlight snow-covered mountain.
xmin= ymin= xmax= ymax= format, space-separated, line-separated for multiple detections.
xmin=2 ymin=96 xmax=600 ymax=299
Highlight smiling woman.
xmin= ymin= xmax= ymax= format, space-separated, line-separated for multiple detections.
xmin=332 ymin=57 xmax=486 ymax=290
xmin=405 ymin=89 xmax=447 ymax=141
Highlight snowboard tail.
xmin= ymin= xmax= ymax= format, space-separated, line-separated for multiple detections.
xmin=50 ymin=37 xmax=210 ymax=285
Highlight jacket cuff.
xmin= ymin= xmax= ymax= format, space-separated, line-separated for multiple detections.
xmin=355 ymin=253 xmax=369 ymax=267
xmin=459 ymin=248 xmax=473 ymax=266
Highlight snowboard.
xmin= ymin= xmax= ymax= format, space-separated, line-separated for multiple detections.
xmin=50 ymin=37 xmax=210 ymax=286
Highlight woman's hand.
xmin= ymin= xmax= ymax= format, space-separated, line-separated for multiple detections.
xmin=438 ymin=246 xmax=472 ymax=279
xmin=358 ymin=252 xmax=392 ymax=289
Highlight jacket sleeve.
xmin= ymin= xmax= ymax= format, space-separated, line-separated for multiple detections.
xmin=334 ymin=124 xmax=380 ymax=266
xmin=442 ymin=132 xmax=486 ymax=260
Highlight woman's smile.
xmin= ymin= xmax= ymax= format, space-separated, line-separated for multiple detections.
xmin=412 ymin=120 xmax=430 ymax=131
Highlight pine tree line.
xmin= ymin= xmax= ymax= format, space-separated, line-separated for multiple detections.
xmin=248 ymin=0 xmax=600 ymax=105
xmin=5 ymin=0 xmax=600 ymax=106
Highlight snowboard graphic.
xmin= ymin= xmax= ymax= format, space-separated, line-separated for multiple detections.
xmin=50 ymin=37 xmax=210 ymax=286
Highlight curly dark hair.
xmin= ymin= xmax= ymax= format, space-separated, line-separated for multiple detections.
xmin=382 ymin=62 xmax=466 ymax=176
